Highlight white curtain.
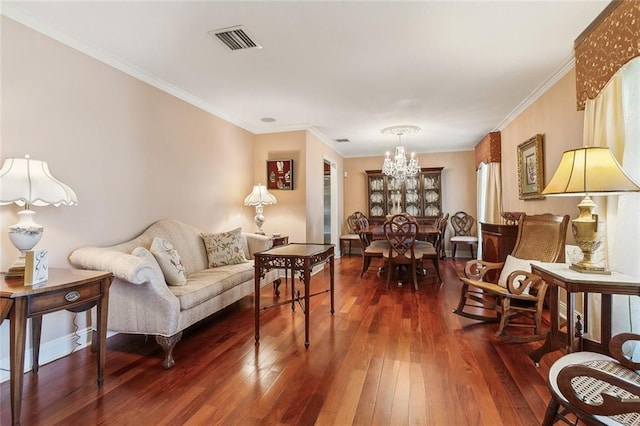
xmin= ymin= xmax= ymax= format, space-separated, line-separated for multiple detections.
xmin=582 ymin=57 xmax=640 ymax=341
xmin=476 ymin=162 xmax=502 ymax=260
xmin=611 ymin=58 xmax=640 ymax=336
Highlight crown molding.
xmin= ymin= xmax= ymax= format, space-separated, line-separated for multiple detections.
xmin=1 ymin=5 xmax=260 ymax=134
xmin=493 ymin=54 xmax=576 ymax=132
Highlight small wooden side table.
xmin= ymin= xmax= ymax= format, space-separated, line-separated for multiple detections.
xmin=0 ymin=268 xmax=113 ymax=426
xmin=254 ymin=243 xmax=334 ymax=348
xmin=528 ymin=262 xmax=640 ymax=365
xmin=271 ymin=235 xmax=289 ymax=247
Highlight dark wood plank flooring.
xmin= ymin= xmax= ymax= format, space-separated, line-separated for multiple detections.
xmin=1 ymin=257 xmax=565 ymax=425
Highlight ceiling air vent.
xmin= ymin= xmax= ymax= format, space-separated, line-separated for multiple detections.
xmin=209 ymin=26 xmax=262 ymax=51
xmin=335 ymin=138 xmax=350 ymax=143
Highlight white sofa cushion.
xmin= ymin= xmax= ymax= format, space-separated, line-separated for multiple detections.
xmin=150 ymin=237 xmax=188 ymax=286
xmin=201 ymin=227 xmax=247 ymax=267
xmin=171 ymin=262 xmax=255 ymax=310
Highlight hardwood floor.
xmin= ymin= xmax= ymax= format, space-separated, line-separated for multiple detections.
xmin=1 ymin=256 xmax=566 ymax=425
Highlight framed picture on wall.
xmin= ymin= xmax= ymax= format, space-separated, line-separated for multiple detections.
xmin=267 ymin=159 xmax=293 ymax=190
xmin=517 ymin=134 xmax=545 ymax=200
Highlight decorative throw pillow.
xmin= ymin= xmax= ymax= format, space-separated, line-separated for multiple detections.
xmin=150 ymin=237 xmax=187 ymax=286
xmin=497 ymin=255 xmax=533 ymax=294
xmin=201 ymin=227 xmax=247 ymax=268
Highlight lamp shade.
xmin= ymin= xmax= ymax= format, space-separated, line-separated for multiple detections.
xmin=243 ymin=183 xmax=277 ymax=206
xmin=542 ymin=147 xmax=640 ymax=196
xmin=0 ymin=155 xmax=78 ymax=207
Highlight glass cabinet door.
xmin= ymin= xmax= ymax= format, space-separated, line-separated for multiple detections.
xmin=387 ymin=177 xmax=403 ymax=215
xmin=404 ymin=175 xmax=421 ymax=217
xmin=423 ymin=173 xmax=441 ymax=217
xmin=368 ymin=174 xmax=385 ymax=220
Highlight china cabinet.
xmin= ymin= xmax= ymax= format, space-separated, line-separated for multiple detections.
xmin=366 ymin=167 xmax=443 ymax=223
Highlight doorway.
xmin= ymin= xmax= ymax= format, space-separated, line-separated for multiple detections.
xmin=323 ymin=158 xmax=338 ymax=247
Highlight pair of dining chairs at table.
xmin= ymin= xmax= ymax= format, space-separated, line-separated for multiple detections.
xmin=357 ymin=212 xmax=447 ymax=290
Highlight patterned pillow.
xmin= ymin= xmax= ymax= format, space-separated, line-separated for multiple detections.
xmin=201 ymin=227 xmax=247 ymax=268
xmin=149 ymin=237 xmax=187 ymax=286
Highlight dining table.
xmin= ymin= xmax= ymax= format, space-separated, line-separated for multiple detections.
xmin=361 ymin=223 xmax=440 ymax=242
xmin=360 ymin=222 xmax=440 ymax=279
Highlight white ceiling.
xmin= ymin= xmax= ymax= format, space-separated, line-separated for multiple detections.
xmin=2 ymin=1 xmax=609 ymax=158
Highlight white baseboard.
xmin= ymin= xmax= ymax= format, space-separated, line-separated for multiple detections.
xmin=0 ymin=326 xmax=94 ymax=384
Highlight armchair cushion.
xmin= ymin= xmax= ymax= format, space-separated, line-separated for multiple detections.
xmin=150 ymin=237 xmax=187 ymax=286
xmin=201 ymin=227 xmax=247 ymax=267
xmin=498 ymin=255 xmax=533 ymax=294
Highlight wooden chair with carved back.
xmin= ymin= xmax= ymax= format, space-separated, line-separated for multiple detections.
xmin=450 ymin=211 xmax=478 ymax=258
xmin=382 ymin=214 xmax=424 ymax=290
xmin=340 ymin=211 xmax=366 ymax=256
xmin=357 ymin=215 xmax=389 ymax=277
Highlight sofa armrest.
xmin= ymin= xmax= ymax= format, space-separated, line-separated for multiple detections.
xmin=69 ymin=247 xmax=158 ymax=285
xmin=243 ymin=233 xmax=274 ymax=260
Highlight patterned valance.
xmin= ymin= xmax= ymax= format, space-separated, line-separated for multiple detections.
xmin=474 ymin=132 xmax=501 ymax=169
xmin=575 ymin=0 xmax=640 ymax=110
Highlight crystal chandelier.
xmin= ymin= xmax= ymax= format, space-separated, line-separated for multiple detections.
xmin=381 ymin=125 xmax=420 ymax=181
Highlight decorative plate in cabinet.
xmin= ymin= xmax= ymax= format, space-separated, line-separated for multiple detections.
xmin=425 ymin=205 xmax=440 ymax=216
xmin=371 ymin=206 xmax=384 ymax=216
xmin=425 ymin=191 xmax=439 ymax=202
xmin=406 ymin=205 xmax=420 ymax=216
xmin=424 ymin=176 xmax=437 ymax=189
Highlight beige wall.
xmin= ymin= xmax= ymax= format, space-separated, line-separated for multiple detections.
xmin=252 ymin=130 xmax=344 ymax=245
xmin=500 ymin=69 xmax=585 ymax=244
xmin=343 ymin=150 xmax=476 ymax=253
xmin=0 ymin=17 xmax=258 ymax=361
xmin=305 ymin=131 xmax=344 ymax=245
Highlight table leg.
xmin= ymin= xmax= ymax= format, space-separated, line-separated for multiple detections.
xmin=254 ymin=264 xmax=261 ymax=343
xmin=304 ymin=258 xmax=310 ymax=348
xmin=30 ymin=315 xmax=42 ymax=374
xmin=566 ymin=292 xmax=576 ymax=353
xmin=96 ymin=277 xmax=111 ymax=387
xmin=291 ymin=265 xmax=296 ymax=311
xmin=330 ymin=257 xmax=335 ymax=315
xmin=601 ymin=294 xmax=613 ymax=353
xmin=9 ymin=297 xmax=28 ymax=426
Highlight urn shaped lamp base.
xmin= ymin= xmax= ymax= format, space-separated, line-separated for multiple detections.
xmin=570 ymin=196 xmax=609 ymax=275
xmin=6 ymin=209 xmax=44 ymax=278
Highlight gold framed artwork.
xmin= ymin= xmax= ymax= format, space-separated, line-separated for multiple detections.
xmin=267 ymin=159 xmax=293 ymax=190
xmin=517 ymin=134 xmax=545 ymax=200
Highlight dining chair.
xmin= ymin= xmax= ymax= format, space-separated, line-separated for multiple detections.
xmin=358 ymin=216 xmax=389 ymax=277
xmin=452 ymin=213 xmax=569 ymax=340
xmin=339 ymin=211 xmax=365 ymax=256
xmin=413 ymin=213 xmax=446 ymax=281
xmin=382 ymin=214 xmax=424 ymax=290
xmin=450 ymin=211 xmax=478 ymax=258
xmin=543 ymin=333 xmax=640 ymax=425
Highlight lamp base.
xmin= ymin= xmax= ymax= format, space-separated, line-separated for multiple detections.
xmin=570 ymin=195 xmax=609 ymax=275
xmin=5 ymin=256 xmax=27 ymax=278
xmin=570 ymin=262 xmax=610 ymax=275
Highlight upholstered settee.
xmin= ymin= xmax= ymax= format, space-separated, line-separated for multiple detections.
xmin=69 ymin=219 xmax=275 ymax=369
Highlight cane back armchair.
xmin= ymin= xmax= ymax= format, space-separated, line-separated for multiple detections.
xmin=452 ymin=213 xmax=569 ymax=340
